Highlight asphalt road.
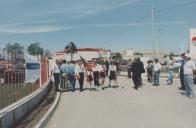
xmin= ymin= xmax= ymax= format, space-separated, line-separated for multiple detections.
xmin=46 ymin=76 xmax=196 ymax=128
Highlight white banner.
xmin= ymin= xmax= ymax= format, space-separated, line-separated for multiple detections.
xmin=24 ymin=54 xmax=40 ymax=84
xmin=190 ymin=29 xmax=196 ymax=60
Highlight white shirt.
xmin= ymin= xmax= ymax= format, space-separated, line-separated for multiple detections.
xmin=75 ymin=64 xmax=85 ymax=73
xmin=99 ymin=65 xmax=106 ymax=72
xmin=97 ymin=64 xmax=105 ymax=72
xmin=153 ymin=63 xmax=161 ymax=72
xmin=52 ymin=64 xmax=60 ymax=73
xmin=92 ymin=64 xmax=99 ymax=72
xmin=184 ymin=60 xmax=196 ymax=75
xmin=109 ymin=65 xmax=117 ymax=71
xmin=167 ymin=60 xmax=174 ymax=70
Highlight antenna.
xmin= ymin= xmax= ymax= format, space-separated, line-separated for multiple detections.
xmin=181 ymin=42 xmax=184 ymax=53
xmin=151 ymin=4 xmax=155 ymax=55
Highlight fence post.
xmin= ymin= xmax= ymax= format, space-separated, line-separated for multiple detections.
xmin=46 ymin=57 xmax=49 ymax=80
xmin=39 ymin=55 xmax=42 ymax=87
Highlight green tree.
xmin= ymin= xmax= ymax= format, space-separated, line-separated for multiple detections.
xmin=27 ymin=42 xmax=44 ymax=56
xmin=6 ymin=42 xmax=23 ymax=55
xmin=44 ymin=49 xmax=52 ymax=58
xmin=163 ymin=54 xmax=167 ymax=58
xmin=169 ymin=52 xmax=174 ymax=57
xmin=112 ymin=53 xmax=122 ymax=61
xmin=65 ymin=42 xmax=77 ymax=61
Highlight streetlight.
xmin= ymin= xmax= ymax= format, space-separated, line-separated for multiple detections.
xmin=158 ymin=29 xmax=163 ymax=57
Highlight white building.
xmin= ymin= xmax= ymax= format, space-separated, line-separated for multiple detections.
xmin=56 ymin=48 xmax=111 ymax=61
xmin=190 ymin=28 xmax=196 ymax=61
xmin=120 ymin=48 xmax=164 ymax=60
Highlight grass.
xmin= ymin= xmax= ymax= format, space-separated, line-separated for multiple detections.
xmin=0 ymin=83 xmax=39 ymax=110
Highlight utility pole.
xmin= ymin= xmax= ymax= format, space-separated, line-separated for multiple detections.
xmin=158 ymin=29 xmax=162 ymax=52
xmin=181 ymin=42 xmax=184 ymax=53
xmin=151 ymin=4 xmax=155 ymax=57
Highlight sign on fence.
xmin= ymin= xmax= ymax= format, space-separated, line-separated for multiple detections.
xmin=24 ymin=54 xmax=40 ymax=83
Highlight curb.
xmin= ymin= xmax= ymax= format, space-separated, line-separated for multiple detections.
xmin=34 ymin=92 xmax=61 ymax=128
xmin=0 ymin=80 xmax=51 ymax=128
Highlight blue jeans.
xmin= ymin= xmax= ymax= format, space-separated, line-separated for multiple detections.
xmin=69 ymin=75 xmax=76 ymax=91
xmin=184 ymin=74 xmax=194 ymax=97
xmin=154 ymin=71 xmax=160 ymax=86
xmin=166 ymin=69 xmax=174 ymax=84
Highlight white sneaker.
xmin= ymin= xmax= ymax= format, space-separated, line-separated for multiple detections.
xmin=189 ymin=95 xmax=194 ymax=99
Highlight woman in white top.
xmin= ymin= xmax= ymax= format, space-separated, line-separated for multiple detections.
xmin=183 ymin=54 xmax=196 ymax=98
xmin=75 ymin=61 xmax=86 ymax=92
xmin=108 ymin=62 xmax=118 ymax=88
xmin=52 ymin=60 xmax=61 ymax=91
xmin=86 ymin=61 xmax=94 ymax=90
xmin=99 ymin=62 xmax=107 ymax=90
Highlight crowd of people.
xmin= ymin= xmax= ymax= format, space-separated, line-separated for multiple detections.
xmin=129 ymin=53 xmax=196 ymax=98
xmin=51 ymin=59 xmax=118 ymax=92
xmin=51 ymin=53 xmax=196 ymax=99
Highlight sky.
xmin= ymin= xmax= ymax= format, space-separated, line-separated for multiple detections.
xmin=0 ymin=0 xmax=196 ymax=54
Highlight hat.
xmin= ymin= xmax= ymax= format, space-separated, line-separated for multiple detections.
xmin=185 ymin=53 xmax=191 ymax=58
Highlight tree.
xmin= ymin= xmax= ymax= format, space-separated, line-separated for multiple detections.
xmin=44 ymin=49 xmax=52 ymax=58
xmin=163 ymin=54 xmax=167 ymax=58
xmin=169 ymin=52 xmax=174 ymax=57
xmin=112 ymin=53 xmax=122 ymax=61
xmin=5 ymin=42 xmax=23 ymax=55
xmin=65 ymin=42 xmax=77 ymax=61
xmin=5 ymin=43 xmax=24 ymax=62
xmin=27 ymin=42 xmax=44 ymax=56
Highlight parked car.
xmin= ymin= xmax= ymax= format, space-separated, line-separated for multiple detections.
xmin=0 ymin=64 xmax=25 ymax=84
xmin=119 ymin=60 xmax=128 ymax=71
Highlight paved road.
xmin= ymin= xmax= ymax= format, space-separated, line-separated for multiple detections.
xmin=46 ymin=76 xmax=196 ymax=128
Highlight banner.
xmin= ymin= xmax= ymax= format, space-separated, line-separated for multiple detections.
xmin=24 ymin=54 xmax=40 ymax=83
xmin=190 ymin=29 xmax=196 ymax=60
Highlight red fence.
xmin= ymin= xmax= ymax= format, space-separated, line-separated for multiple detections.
xmin=0 ymin=55 xmax=49 ymax=110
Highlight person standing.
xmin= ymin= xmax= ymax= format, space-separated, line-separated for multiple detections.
xmin=178 ymin=53 xmax=186 ymax=91
xmin=92 ymin=62 xmax=100 ymax=86
xmin=52 ymin=60 xmax=61 ymax=91
xmin=183 ymin=53 xmax=196 ymax=98
xmin=66 ymin=61 xmax=76 ymax=92
xmin=137 ymin=57 xmax=145 ymax=86
xmin=99 ymin=62 xmax=107 ymax=90
xmin=130 ymin=58 xmax=140 ymax=90
xmin=165 ymin=56 xmax=175 ymax=85
xmin=127 ymin=59 xmax=132 ymax=78
xmin=153 ymin=59 xmax=161 ymax=86
xmin=105 ymin=60 xmax=110 ymax=76
xmin=86 ymin=61 xmax=94 ymax=90
xmin=108 ymin=62 xmax=118 ymax=88
xmin=60 ymin=60 xmax=68 ymax=91
xmin=146 ymin=60 xmax=153 ymax=82
xmin=75 ymin=61 xmax=85 ymax=92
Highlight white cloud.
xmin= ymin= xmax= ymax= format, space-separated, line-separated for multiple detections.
xmin=81 ymin=21 xmax=185 ymax=28
xmin=22 ymin=0 xmax=141 ymax=19
xmin=0 ymin=24 xmax=72 ymax=34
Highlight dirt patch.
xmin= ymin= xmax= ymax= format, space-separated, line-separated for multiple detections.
xmin=15 ymin=83 xmax=56 ymax=128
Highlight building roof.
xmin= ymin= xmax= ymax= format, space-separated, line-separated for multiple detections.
xmin=192 ymin=37 xmax=196 ymax=41
xmin=61 ymin=48 xmax=110 ymax=53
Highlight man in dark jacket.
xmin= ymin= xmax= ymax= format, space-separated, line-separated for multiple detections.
xmin=179 ymin=53 xmax=186 ymax=91
xmin=105 ymin=60 xmax=110 ymax=76
xmin=130 ymin=58 xmax=141 ymax=90
xmin=137 ymin=57 xmax=145 ymax=86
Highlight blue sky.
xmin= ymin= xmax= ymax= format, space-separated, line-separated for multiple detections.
xmin=0 ymin=0 xmax=196 ymax=54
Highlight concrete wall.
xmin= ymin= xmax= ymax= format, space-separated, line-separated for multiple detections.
xmin=0 ymin=80 xmax=51 ymax=128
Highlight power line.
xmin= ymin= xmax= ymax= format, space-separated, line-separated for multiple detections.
xmin=156 ymin=0 xmax=196 ymax=12
xmin=102 ymin=0 xmax=196 ymax=47
xmin=102 ymin=13 xmax=150 ymax=46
